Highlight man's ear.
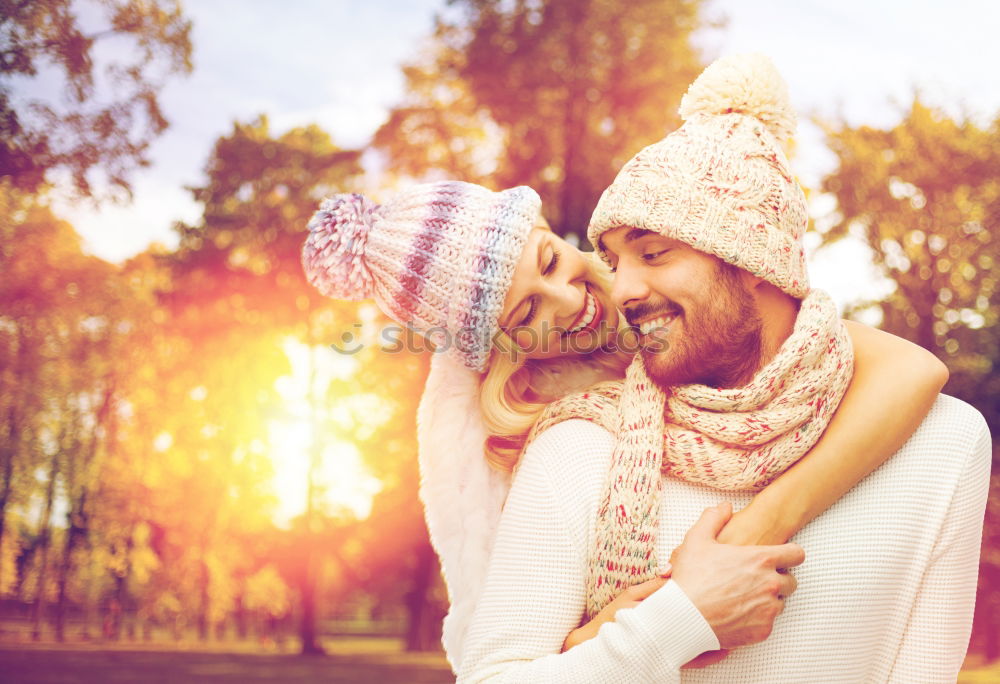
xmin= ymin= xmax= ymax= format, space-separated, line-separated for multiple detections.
xmin=742 ymin=270 xmax=766 ymax=291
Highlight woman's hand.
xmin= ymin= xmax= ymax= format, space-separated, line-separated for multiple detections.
xmin=561 ymin=570 xmax=671 ymax=652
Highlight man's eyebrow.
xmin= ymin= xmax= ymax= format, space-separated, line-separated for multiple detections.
xmin=597 ymin=227 xmax=659 ymax=254
xmin=624 ymin=228 xmax=658 ymax=243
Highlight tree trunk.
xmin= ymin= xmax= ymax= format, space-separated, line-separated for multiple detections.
xmin=0 ymin=402 xmax=18 ymax=594
xmin=557 ymin=0 xmax=590 ymax=242
xmin=56 ymin=382 xmax=114 ymax=641
xmin=198 ymin=552 xmax=211 ymax=641
xmin=404 ymin=541 xmax=441 ymax=652
xmin=31 ymin=450 xmax=59 ymax=641
xmin=234 ymin=588 xmax=248 ymax=640
xmin=299 ymin=314 xmax=324 ymax=656
xmin=109 ymin=528 xmax=134 ymax=641
xmin=0 ymin=326 xmax=29 ymax=594
xmin=299 ymin=549 xmax=323 ymax=654
xmin=54 ymin=491 xmax=88 ymax=642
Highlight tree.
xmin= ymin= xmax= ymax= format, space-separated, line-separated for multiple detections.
xmin=819 ymin=98 xmax=999 ymax=659
xmin=0 ymin=0 xmax=192 ymax=198
xmin=819 ymin=99 xmax=999 ymax=437
xmin=169 ymin=116 xmax=365 ymax=653
xmin=376 ymin=0 xmax=711 ymax=240
xmin=0 ymin=196 xmax=138 ymax=639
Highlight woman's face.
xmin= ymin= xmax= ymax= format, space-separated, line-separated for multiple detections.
xmin=499 ymin=225 xmax=620 ymax=360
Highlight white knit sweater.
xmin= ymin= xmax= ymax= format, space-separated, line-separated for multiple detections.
xmin=457 ymin=394 xmax=991 ymax=683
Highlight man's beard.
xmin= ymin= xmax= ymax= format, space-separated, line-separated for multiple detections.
xmin=635 ymin=263 xmax=764 ymax=390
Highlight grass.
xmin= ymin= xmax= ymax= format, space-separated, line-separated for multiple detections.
xmin=0 ymin=641 xmax=453 ymax=683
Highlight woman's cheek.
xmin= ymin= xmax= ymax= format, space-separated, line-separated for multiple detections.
xmin=512 ymin=330 xmax=534 ymax=352
xmin=544 ymin=329 xmax=560 ymax=354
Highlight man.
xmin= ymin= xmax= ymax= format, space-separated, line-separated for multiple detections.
xmin=457 ymin=54 xmax=990 ymax=683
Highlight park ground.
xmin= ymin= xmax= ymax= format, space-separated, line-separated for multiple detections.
xmin=1 ymin=641 xmax=998 ymax=683
xmin=0 ymin=638 xmax=453 ymax=683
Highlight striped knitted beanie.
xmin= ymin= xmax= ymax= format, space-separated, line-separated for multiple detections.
xmin=301 ymin=181 xmax=540 ymax=371
xmin=588 ymin=53 xmax=809 ymax=298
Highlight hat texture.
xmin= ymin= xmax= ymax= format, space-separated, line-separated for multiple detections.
xmin=302 ymin=181 xmax=540 ymax=371
xmin=588 ymin=53 xmax=809 ymax=298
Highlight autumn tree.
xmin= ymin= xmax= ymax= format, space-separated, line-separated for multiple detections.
xmin=168 ymin=116 xmax=369 ymax=653
xmin=0 ymin=0 xmax=192 ymax=198
xmin=376 ymin=0 xmax=711 ymax=240
xmin=819 ymin=98 xmax=999 ymax=659
xmin=0 ymin=197 xmax=143 ymax=639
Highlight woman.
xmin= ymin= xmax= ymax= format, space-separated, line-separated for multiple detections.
xmin=301 ymin=179 xmax=947 ymax=672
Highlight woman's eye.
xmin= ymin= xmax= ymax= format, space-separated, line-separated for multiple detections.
xmin=543 ymin=250 xmax=560 ymax=275
xmin=520 ymin=298 xmax=538 ymax=326
xmin=642 ymin=249 xmax=669 ymax=262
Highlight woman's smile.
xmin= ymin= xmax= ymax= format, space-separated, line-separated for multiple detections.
xmin=566 ymin=287 xmax=601 ymax=334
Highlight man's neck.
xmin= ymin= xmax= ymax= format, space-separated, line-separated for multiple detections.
xmin=756 ymin=283 xmax=801 ymax=364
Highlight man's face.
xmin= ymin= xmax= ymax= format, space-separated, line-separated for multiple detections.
xmin=600 ymin=227 xmax=764 ymax=389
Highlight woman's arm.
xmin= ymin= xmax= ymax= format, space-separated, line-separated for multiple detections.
xmin=718 ymin=321 xmax=949 ymax=545
xmin=564 ymin=323 xmax=948 ymax=655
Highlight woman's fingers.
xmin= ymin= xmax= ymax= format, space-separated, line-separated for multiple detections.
xmin=682 ymin=649 xmax=730 ymax=669
xmin=624 ymin=576 xmax=669 ymax=601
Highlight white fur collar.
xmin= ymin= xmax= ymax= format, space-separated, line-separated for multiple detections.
xmin=416 ymin=353 xmax=511 ymax=671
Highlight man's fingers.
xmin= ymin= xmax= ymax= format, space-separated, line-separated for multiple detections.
xmin=686 ymin=502 xmax=733 ymax=542
xmin=777 ymin=572 xmax=798 ymax=598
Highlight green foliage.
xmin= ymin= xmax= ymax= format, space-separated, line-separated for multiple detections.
xmin=819 ymin=99 xmax=1000 ymax=439
xmin=376 ymin=0 xmax=710 ymax=240
xmin=170 ymin=116 xmax=363 ymax=331
xmin=0 ymin=0 xmax=192 ymax=198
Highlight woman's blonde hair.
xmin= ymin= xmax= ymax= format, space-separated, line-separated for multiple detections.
xmin=479 ymin=248 xmax=631 ymax=472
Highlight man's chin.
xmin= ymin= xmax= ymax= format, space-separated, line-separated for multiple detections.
xmin=640 ymin=347 xmax=699 ymax=391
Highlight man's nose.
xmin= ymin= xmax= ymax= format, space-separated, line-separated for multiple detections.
xmin=610 ymin=259 xmax=650 ymax=311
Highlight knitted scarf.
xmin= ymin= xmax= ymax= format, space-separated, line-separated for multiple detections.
xmin=535 ymin=289 xmax=853 ymax=619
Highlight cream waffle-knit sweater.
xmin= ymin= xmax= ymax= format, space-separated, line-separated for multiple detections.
xmin=457 ymin=394 xmax=990 ymax=683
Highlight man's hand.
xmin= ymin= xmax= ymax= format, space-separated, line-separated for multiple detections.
xmin=670 ymin=502 xmax=804 ymax=649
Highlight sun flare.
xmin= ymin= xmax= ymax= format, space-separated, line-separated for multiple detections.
xmin=267 ymin=338 xmax=383 ymax=528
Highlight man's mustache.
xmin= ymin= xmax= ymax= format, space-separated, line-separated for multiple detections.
xmin=623 ymin=300 xmax=683 ymax=327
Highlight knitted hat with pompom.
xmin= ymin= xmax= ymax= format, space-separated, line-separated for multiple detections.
xmin=301 ymin=181 xmax=540 ymax=372
xmin=588 ymin=53 xmax=809 ymax=298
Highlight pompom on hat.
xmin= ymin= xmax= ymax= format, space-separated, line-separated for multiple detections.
xmin=302 ymin=181 xmax=540 ymax=372
xmin=589 ymin=53 xmax=810 ymax=298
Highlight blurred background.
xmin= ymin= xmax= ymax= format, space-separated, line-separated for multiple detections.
xmin=1 ymin=1 xmax=997 ymax=682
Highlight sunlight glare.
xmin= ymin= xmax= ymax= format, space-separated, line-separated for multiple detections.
xmin=267 ymin=337 xmax=383 ymax=528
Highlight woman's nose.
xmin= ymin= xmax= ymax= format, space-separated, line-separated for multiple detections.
xmin=546 ymin=280 xmax=585 ymax=323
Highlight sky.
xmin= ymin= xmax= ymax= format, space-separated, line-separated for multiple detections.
xmin=47 ymin=0 xmax=1000 ymax=314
